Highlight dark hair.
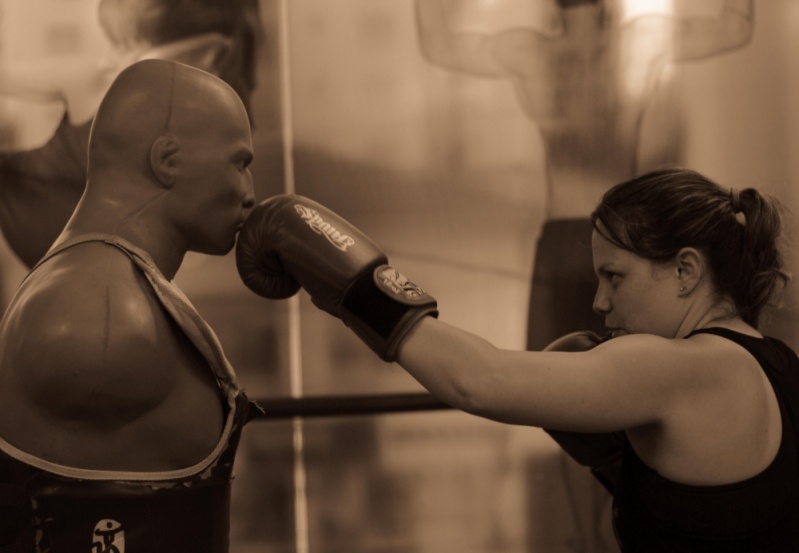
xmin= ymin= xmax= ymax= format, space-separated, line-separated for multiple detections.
xmin=591 ymin=167 xmax=790 ymax=328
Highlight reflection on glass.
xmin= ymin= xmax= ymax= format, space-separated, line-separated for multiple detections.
xmin=5 ymin=2 xmax=796 ymax=553
xmin=415 ymin=0 xmax=754 ymax=348
xmin=0 ymin=0 xmax=264 ymax=269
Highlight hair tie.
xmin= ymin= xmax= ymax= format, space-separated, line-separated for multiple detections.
xmin=730 ymin=187 xmax=742 ymax=214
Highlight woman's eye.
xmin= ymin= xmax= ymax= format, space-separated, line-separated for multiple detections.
xmin=236 ymin=155 xmax=253 ymax=171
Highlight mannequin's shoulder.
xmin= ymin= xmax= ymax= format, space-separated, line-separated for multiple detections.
xmin=10 ymin=243 xmax=165 ymax=348
xmin=1 ymin=244 xmax=180 ymax=414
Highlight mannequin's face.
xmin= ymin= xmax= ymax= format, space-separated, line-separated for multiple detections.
xmin=171 ymin=92 xmax=256 ymax=256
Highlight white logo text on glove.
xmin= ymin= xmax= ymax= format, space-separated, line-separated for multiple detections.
xmin=295 ymin=205 xmax=356 ymax=251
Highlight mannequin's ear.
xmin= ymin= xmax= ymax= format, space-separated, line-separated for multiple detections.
xmin=149 ymin=134 xmax=181 ymax=188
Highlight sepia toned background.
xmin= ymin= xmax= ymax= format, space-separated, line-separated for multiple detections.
xmin=1 ymin=1 xmax=797 ymax=552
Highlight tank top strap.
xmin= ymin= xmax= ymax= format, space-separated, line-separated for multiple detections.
xmin=685 ymin=327 xmax=736 ymax=340
xmin=30 ymin=234 xmax=241 ymax=393
xmin=685 ymin=326 xmax=765 ymax=345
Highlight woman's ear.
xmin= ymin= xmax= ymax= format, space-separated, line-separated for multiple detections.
xmin=149 ymin=133 xmax=181 ymax=188
xmin=675 ymin=247 xmax=704 ymax=296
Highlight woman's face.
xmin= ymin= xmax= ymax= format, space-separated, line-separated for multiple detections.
xmin=591 ymin=229 xmax=684 ymax=338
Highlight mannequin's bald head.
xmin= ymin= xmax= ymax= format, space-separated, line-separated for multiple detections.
xmin=88 ymin=58 xmax=248 ymax=183
xmin=72 ymin=59 xmax=255 ymax=275
xmin=69 ymin=59 xmax=255 ymax=278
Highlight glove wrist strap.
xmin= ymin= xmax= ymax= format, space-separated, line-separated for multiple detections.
xmin=341 ymin=265 xmax=438 ymax=362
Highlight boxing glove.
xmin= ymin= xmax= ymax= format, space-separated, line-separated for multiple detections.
xmin=542 ymin=331 xmax=625 ymax=493
xmin=543 ymin=330 xmax=605 ymax=352
xmin=235 ymin=194 xmax=438 ymax=362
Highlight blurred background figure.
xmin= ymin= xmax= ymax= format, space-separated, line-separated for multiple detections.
xmin=0 ymin=0 xmax=263 ymax=269
xmin=415 ymin=0 xmax=754 ymax=349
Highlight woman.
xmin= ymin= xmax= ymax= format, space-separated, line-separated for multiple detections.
xmin=237 ymin=167 xmax=797 ymax=551
xmin=399 ymin=167 xmax=796 ymax=550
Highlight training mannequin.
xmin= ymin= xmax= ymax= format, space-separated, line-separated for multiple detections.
xmin=0 ymin=59 xmax=256 ymax=551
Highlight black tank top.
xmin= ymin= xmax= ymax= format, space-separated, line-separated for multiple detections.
xmin=0 ymin=235 xmax=262 ymax=553
xmin=613 ymin=328 xmax=799 ymax=552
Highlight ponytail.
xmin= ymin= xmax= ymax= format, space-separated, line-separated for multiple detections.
xmin=733 ymin=188 xmax=790 ymax=326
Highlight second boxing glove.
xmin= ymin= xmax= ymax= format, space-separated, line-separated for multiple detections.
xmin=542 ymin=331 xmax=625 ymax=493
xmin=235 ymin=194 xmax=438 ymax=362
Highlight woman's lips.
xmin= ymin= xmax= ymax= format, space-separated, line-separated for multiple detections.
xmin=607 ymin=328 xmax=627 ymax=339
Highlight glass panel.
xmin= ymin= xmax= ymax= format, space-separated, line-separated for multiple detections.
xmin=1 ymin=1 xmax=798 ymax=552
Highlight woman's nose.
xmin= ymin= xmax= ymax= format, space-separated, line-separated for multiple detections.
xmin=593 ymin=286 xmax=610 ymax=315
